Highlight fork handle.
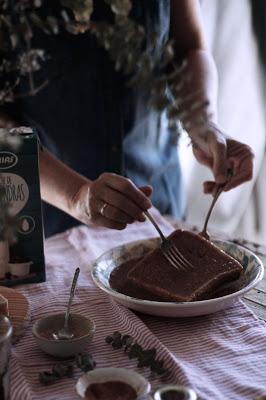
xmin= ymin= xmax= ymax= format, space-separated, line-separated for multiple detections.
xmin=201 ymin=169 xmax=233 ymax=235
xmin=201 ymin=185 xmax=224 ymax=234
xmin=144 ymin=210 xmax=167 ymax=242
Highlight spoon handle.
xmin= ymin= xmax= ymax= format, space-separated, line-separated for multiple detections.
xmin=64 ymin=267 xmax=80 ymax=329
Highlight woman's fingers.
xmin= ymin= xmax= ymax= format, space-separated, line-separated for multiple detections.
xmin=204 ymin=170 xmax=252 ymax=196
xmin=103 ymin=173 xmax=152 ymax=210
xmin=203 ymin=151 xmax=254 ymax=195
xmin=223 ymin=171 xmax=252 ymax=191
xmin=94 ymin=186 xmax=146 ymax=222
xmin=88 ymin=173 xmax=153 ymax=228
xmin=93 ymin=213 xmax=127 ymax=230
xmin=223 ymin=146 xmax=254 ymax=191
xmin=91 ymin=198 xmax=135 ymax=224
xmin=203 ymin=181 xmax=216 ymax=194
xmin=223 ymin=165 xmax=253 ymax=191
xmin=139 ymin=185 xmax=153 ymax=198
xmin=192 ymin=121 xmax=254 ymax=194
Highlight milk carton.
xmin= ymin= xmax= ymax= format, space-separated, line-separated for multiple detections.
xmin=0 ymin=128 xmax=45 ymax=285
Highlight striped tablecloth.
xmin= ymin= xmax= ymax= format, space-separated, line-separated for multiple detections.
xmin=11 ymin=210 xmax=266 ymax=400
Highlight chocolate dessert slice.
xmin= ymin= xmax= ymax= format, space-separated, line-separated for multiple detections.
xmin=127 ymin=230 xmax=243 ymax=302
xmin=110 ymin=257 xmax=164 ymax=301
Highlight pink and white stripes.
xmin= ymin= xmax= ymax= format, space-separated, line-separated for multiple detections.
xmin=10 ymin=209 xmax=266 ymax=399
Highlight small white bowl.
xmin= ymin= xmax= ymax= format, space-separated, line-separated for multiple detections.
xmin=153 ymin=385 xmax=197 ymax=400
xmin=76 ymin=367 xmax=151 ymax=399
xmin=32 ymin=313 xmax=95 ymax=358
xmin=9 ymin=260 xmax=32 ymax=276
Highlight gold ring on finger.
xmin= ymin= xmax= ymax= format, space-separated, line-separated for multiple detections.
xmin=100 ymin=202 xmax=108 ymax=217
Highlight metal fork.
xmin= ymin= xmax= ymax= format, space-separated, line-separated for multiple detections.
xmin=144 ymin=210 xmax=193 ymax=271
xmin=199 ymin=170 xmax=233 ymax=240
xmin=199 ymin=185 xmax=224 ymax=240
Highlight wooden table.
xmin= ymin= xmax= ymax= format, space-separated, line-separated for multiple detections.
xmin=168 ymin=218 xmax=266 ymax=322
xmin=236 ymin=240 xmax=266 ymax=322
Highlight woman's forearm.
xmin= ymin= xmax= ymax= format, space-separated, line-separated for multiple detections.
xmin=182 ymin=48 xmax=218 ymax=127
xmin=39 ymin=148 xmax=153 ymax=230
xmin=39 ymin=148 xmax=91 ymax=216
xmin=170 ymin=0 xmax=218 ymax=145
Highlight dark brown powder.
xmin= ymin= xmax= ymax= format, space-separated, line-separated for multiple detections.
xmin=160 ymin=391 xmax=188 ymax=400
xmin=84 ymin=381 xmax=137 ymax=400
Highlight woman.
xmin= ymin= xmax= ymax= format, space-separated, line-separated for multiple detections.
xmin=1 ymin=0 xmax=254 ymax=236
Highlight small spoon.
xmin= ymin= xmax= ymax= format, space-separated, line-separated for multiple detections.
xmin=53 ymin=267 xmax=80 ymax=340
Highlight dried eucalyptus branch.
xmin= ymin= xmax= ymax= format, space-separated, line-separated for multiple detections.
xmin=0 ymin=0 xmax=209 ymax=139
xmin=106 ymin=331 xmax=169 ymax=376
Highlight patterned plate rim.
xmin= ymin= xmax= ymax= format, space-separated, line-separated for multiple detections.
xmin=91 ymin=238 xmax=264 ymax=307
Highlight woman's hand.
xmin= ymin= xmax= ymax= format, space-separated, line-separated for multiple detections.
xmin=71 ymin=173 xmax=153 ymax=230
xmin=40 ymin=150 xmax=153 ymax=231
xmin=191 ymin=122 xmax=254 ymax=195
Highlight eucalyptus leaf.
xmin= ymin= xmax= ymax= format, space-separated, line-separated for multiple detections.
xmin=29 ymin=12 xmax=50 ymax=34
xmin=76 ymin=353 xmax=96 ymax=372
xmin=39 ymin=371 xmax=58 ymax=386
xmin=39 ymin=364 xmax=73 ymax=385
xmin=61 ymin=0 xmax=93 ymax=22
xmin=109 ymin=0 xmax=132 ymax=17
xmin=46 ymin=16 xmax=59 ymax=35
xmin=52 ymin=364 xmax=73 ymax=378
xmin=105 ymin=331 xmax=169 ymax=376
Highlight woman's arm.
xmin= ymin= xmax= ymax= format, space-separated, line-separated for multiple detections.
xmin=39 ymin=148 xmax=90 ymax=218
xmin=170 ymin=0 xmax=206 ymax=58
xmin=170 ymin=0 xmax=218 ymax=131
xmin=0 ymin=111 xmax=152 ymax=230
xmin=39 ymin=148 xmax=152 ymax=230
xmin=170 ymin=0 xmax=254 ymax=192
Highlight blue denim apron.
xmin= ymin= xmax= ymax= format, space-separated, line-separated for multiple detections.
xmin=10 ymin=0 xmax=185 ymax=236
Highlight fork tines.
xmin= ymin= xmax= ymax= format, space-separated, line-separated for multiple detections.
xmin=161 ymin=239 xmax=194 ymax=272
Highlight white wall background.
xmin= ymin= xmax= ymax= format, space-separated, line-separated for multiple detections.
xmin=179 ymin=0 xmax=266 ymax=244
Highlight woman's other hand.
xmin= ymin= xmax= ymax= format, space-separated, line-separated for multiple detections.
xmin=191 ymin=122 xmax=254 ymax=195
xmin=71 ymin=173 xmax=153 ymax=230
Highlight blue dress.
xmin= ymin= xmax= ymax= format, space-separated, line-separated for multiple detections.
xmin=10 ymin=0 xmax=185 ymax=236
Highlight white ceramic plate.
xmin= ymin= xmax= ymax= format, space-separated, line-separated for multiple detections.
xmin=76 ymin=367 xmax=151 ymax=399
xmin=91 ymin=238 xmax=264 ymax=317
